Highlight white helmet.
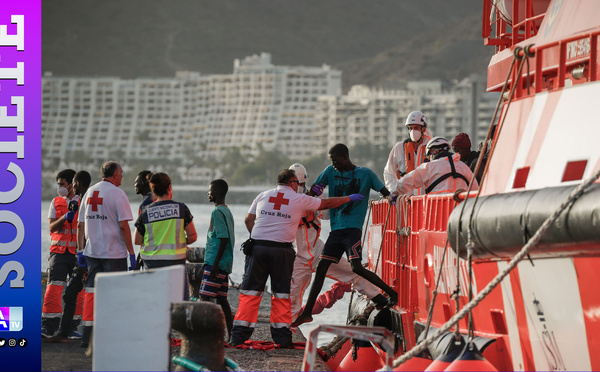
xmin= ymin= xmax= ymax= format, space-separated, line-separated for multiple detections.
xmin=405 ymin=111 xmax=427 ymax=127
xmin=289 ymin=163 xmax=309 ymax=183
xmin=425 ymin=136 xmax=450 ymax=156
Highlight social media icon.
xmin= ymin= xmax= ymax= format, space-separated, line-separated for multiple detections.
xmin=8 ymin=338 xmax=16 ymax=347
xmin=0 ymin=338 xmax=5 ymax=347
xmin=18 ymin=338 xmax=27 ymax=347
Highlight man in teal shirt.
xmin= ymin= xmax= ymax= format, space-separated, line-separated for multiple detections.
xmin=200 ymin=179 xmax=235 ymax=340
xmin=293 ymin=144 xmax=397 ymax=327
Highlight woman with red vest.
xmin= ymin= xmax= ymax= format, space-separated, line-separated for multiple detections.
xmin=42 ymin=169 xmax=82 ymax=339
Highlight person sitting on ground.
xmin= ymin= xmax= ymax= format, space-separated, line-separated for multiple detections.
xmin=396 ymin=136 xmax=479 ymax=196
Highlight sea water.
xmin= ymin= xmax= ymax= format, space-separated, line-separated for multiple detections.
xmin=41 ymin=200 xmax=353 ymax=346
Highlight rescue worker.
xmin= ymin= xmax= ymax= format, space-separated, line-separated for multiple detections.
xmin=77 ymin=161 xmax=135 ymax=348
xmin=288 ymin=163 xmax=387 ymax=321
xmin=134 ymin=172 xmax=197 ymax=299
xmin=396 ymin=136 xmax=479 ymax=195
xmin=383 ymin=111 xmax=432 ymax=195
xmin=45 ymin=170 xmax=91 ymax=343
xmin=230 ymin=169 xmax=362 ymax=348
xmin=42 ymin=169 xmax=83 ymax=339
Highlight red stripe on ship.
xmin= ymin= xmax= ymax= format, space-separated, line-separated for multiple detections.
xmin=509 ymin=267 xmax=536 ymax=371
xmin=482 ymin=99 xmax=534 ymax=195
xmin=523 ymin=91 xmax=562 ymax=167
xmin=574 ymin=257 xmax=600 ymax=371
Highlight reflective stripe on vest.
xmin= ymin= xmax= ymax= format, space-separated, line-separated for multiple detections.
xmin=50 ymin=197 xmax=78 ymax=254
xmin=140 ymin=217 xmax=187 ymax=260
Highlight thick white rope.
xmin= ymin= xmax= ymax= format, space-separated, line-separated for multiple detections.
xmin=393 ymin=167 xmax=600 ymax=367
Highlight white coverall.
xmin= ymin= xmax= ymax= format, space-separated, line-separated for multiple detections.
xmin=290 ymin=208 xmax=381 ymax=320
xmin=396 ymin=153 xmax=479 ymax=195
xmin=383 ymin=133 xmax=431 ymax=195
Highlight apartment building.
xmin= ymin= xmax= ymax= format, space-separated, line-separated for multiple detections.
xmin=314 ymin=75 xmax=499 ymax=153
xmin=41 ymin=53 xmax=342 ymax=168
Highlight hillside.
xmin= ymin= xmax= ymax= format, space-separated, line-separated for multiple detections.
xmin=42 ymin=0 xmax=493 ymax=91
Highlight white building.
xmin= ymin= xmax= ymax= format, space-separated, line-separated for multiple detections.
xmin=42 ymin=56 xmax=498 ymax=184
xmin=314 ymin=76 xmax=499 ymax=153
xmin=41 ymin=53 xmax=342 ymax=168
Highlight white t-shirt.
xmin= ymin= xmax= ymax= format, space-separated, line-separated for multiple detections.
xmin=249 ymin=185 xmax=321 ymax=243
xmin=78 ymin=180 xmax=133 ymax=259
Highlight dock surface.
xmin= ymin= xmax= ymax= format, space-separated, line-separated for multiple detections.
xmin=41 ymin=275 xmax=329 ymax=371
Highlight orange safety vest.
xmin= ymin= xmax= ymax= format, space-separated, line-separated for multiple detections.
xmin=403 ymin=140 xmax=429 ymax=174
xmin=50 ymin=197 xmax=78 ymax=254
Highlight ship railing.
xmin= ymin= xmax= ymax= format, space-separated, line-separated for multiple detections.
xmin=368 ymin=194 xmax=467 ymax=310
xmin=514 ymin=30 xmax=600 ymax=98
xmin=483 ymin=0 xmax=548 ymax=52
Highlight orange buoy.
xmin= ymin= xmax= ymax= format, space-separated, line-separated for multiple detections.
xmin=424 ymin=337 xmax=465 ymax=371
xmin=325 ymin=338 xmax=352 ymax=372
xmin=444 ymin=343 xmax=498 ymax=371
xmin=336 ymin=341 xmax=385 ymax=371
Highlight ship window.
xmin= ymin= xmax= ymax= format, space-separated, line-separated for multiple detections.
xmin=512 ymin=167 xmax=530 ymax=189
xmin=561 ymin=160 xmax=587 ymax=182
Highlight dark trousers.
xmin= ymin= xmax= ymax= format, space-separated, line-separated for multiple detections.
xmin=231 ymin=243 xmax=295 ymax=347
xmin=57 ymin=268 xmax=85 ymax=336
xmin=42 ymin=251 xmax=76 ymax=333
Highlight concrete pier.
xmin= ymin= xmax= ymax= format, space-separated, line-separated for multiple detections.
xmin=41 ymin=273 xmax=329 ymax=371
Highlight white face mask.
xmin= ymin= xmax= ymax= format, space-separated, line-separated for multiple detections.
xmin=409 ymin=128 xmax=422 ymax=142
xmin=297 ymin=185 xmax=305 ymax=194
xmin=57 ymin=186 xmax=69 ymax=197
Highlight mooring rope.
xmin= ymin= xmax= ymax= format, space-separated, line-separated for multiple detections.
xmin=393 ymin=166 xmax=600 ymax=367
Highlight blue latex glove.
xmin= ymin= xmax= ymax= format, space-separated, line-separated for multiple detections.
xmin=310 ymin=183 xmax=325 ymax=196
xmin=65 ymin=211 xmax=75 ymax=223
xmin=128 ymin=254 xmax=136 ymax=270
xmin=77 ymin=252 xmax=87 ymax=268
xmin=349 ymin=194 xmax=364 ymax=202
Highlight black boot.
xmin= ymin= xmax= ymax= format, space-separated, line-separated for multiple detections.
xmin=80 ymin=325 xmax=92 ymax=348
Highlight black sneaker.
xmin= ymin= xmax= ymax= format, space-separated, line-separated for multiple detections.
xmin=41 ymin=328 xmax=54 ymax=339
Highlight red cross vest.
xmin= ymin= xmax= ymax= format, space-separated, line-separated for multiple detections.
xmin=49 ymin=197 xmax=78 ymax=254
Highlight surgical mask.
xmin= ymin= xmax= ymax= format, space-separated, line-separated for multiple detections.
xmin=57 ymin=186 xmax=69 ymax=197
xmin=297 ymin=185 xmax=305 ymax=194
xmin=409 ymin=128 xmax=422 ymax=142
